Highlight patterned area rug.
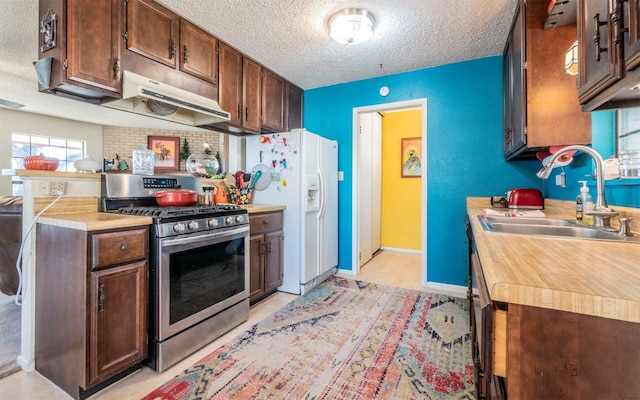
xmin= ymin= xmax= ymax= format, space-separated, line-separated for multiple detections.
xmin=142 ymin=276 xmax=475 ymax=400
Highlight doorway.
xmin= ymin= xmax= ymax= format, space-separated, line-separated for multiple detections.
xmin=351 ymin=99 xmax=428 ymax=284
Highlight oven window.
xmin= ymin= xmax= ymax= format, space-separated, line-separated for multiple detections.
xmin=169 ymin=237 xmax=245 ymax=324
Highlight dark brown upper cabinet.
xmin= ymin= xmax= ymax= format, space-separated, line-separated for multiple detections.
xmin=125 ymin=0 xmax=178 ymax=68
xmin=179 ymin=19 xmax=218 ymax=85
xmin=216 ymin=42 xmax=261 ymax=133
xmin=286 ymin=82 xmax=304 ymax=131
xmin=578 ymin=0 xmax=640 ymax=110
xmin=503 ymin=0 xmax=591 ymax=160
xmin=261 ymin=69 xmax=286 ymax=132
xmin=37 ymin=0 xmax=123 ymax=101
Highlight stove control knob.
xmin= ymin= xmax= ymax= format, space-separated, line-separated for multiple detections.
xmin=225 ymin=216 xmax=234 ymax=225
xmin=172 ymin=223 xmax=186 ymax=233
xmin=208 ymin=218 xmax=219 ymax=228
xmin=235 ymin=216 xmax=243 ymax=223
xmin=188 ymin=221 xmax=199 ymax=230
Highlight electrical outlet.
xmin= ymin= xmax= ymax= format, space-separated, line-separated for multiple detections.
xmin=555 ymin=172 xmax=566 ymax=187
xmin=47 ymin=181 xmax=66 ymax=196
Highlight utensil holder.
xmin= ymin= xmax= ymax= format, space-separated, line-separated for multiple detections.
xmin=228 ymin=188 xmax=253 ymax=204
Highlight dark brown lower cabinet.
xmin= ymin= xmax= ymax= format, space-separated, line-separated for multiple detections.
xmin=36 ymin=223 xmax=148 ymax=399
xmin=467 ymin=217 xmax=640 ymax=399
xmin=249 ymin=210 xmax=284 ymax=304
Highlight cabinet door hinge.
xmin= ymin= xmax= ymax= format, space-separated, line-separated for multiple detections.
xmin=123 ymin=31 xmax=128 ymax=42
xmin=98 ymin=284 xmax=105 ymax=312
xmin=63 ymin=58 xmax=69 ymax=70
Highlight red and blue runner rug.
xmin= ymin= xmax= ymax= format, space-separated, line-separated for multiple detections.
xmin=142 ymin=276 xmax=475 ymax=399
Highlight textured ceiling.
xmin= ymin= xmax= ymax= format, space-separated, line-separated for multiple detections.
xmin=0 ymin=0 xmax=518 ymax=131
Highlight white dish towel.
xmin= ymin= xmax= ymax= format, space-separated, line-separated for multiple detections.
xmin=483 ymin=208 xmax=546 ymax=218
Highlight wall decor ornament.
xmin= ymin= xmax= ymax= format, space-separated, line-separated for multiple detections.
xmin=40 ymin=10 xmax=56 ymax=52
xmin=401 ymin=137 xmax=422 ymax=177
xmin=148 ymin=136 xmax=179 ymax=171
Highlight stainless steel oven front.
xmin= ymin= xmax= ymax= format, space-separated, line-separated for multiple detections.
xmin=150 ymin=224 xmax=250 ymax=371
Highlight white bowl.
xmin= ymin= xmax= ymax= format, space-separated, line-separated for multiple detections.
xmin=74 ymin=158 xmax=102 ymax=172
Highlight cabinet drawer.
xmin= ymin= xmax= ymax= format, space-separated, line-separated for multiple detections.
xmin=493 ymin=309 xmax=507 ymax=377
xmin=249 ymin=212 xmax=283 ymax=234
xmin=91 ymin=228 xmax=148 ymax=269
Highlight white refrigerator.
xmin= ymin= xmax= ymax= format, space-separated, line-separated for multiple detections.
xmin=245 ymin=129 xmax=338 ymax=294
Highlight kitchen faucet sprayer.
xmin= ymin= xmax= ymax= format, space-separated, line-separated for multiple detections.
xmin=536 ymin=145 xmax=617 ymax=228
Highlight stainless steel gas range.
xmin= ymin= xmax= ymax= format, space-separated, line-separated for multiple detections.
xmin=101 ymin=173 xmax=249 ymax=372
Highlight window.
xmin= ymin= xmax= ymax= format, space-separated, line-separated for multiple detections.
xmin=617 ymin=107 xmax=640 ymax=155
xmin=11 ymin=133 xmax=86 ymax=195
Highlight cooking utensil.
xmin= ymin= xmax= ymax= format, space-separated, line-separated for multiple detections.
xmin=250 ymin=163 xmax=271 ymax=190
xmin=234 ymin=170 xmax=245 ymax=188
xmin=247 ymin=170 xmax=261 ymax=190
xmin=223 ymin=173 xmax=236 ymax=188
xmin=155 ymin=187 xmax=198 ymax=206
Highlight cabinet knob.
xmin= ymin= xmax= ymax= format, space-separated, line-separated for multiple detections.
xmin=120 ymin=243 xmax=128 ymax=251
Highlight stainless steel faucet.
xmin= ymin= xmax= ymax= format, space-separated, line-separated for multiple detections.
xmin=536 ymin=145 xmax=617 ymax=228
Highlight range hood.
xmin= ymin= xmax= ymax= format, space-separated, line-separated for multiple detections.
xmin=102 ymin=71 xmax=230 ymax=127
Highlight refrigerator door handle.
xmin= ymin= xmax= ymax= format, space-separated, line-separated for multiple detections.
xmin=318 ymin=168 xmax=327 ymax=219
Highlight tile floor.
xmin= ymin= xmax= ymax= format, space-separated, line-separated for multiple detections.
xmin=0 ymin=250 xmax=421 ymax=399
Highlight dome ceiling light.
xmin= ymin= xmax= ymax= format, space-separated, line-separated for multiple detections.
xmin=328 ymin=8 xmax=375 ymax=45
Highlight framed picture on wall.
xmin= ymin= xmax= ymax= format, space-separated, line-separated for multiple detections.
xmin=401 ymin=137 xmax=422 ymax=177
xmin=148 ymin=136 xmax=179 ymax=171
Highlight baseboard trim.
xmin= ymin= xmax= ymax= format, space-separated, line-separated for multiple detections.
xmin=335 ymin=268 xmax=468 ymax=299
xmin=17 ymin=355 xmax=34 ymax=372
xmin=424 ymin=281 xmax=467 ymax=298
xmin=379 ymin=247 xmax=421 ymax=254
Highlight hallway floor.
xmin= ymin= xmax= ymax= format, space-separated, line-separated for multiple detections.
xmin=0 ymin=250 xmax=423 ymax=399
xmin=338 ymin=250 xmax=423 ymax=291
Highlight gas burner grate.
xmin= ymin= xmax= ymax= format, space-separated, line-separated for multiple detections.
xmin=113 ymin=204 xmax=243 ymax=218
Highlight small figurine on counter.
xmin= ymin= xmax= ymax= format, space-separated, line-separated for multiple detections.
xmin=111 ymin=154 xmax=121 ymax=170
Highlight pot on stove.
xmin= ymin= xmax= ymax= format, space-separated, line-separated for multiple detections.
xmin=155 ymin=186 xmax=198 ymax=207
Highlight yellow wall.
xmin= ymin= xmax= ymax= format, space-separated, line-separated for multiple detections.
xmin=381 ymin=109 xmax=422 ymax=250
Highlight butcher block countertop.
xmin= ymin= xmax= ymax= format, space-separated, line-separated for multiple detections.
xmin=467 ymin=197 xmax=640 ymax=323
xmin=241 ymin=204 xmax=286 ymax=213
xmin=38 ymin=212 xmax=152 ymax=231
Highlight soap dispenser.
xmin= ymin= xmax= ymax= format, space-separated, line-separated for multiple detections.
xmin=576 ymin=180 xmax=593 ymax=224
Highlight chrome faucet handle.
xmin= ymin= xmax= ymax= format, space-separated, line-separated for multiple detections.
xmin=585 ymin=208 xmax=618 ymax=228
xmin=619 ymin=217 xmax=634 ymax=236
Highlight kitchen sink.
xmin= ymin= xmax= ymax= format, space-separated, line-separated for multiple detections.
xmin=482 ymin=216 xmax=577 ymax=226
xmin=477 ymin=215 xmax=640 ymax=243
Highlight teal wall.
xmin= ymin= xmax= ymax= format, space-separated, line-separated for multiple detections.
xmin=303 ymin=56 xmax=640 ymax=286
xmin=303 ymin=57 xmax=541 ymax=286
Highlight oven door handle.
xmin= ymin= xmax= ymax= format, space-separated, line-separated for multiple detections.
xmin=160 ymin=226 xmax=249 ymax=248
